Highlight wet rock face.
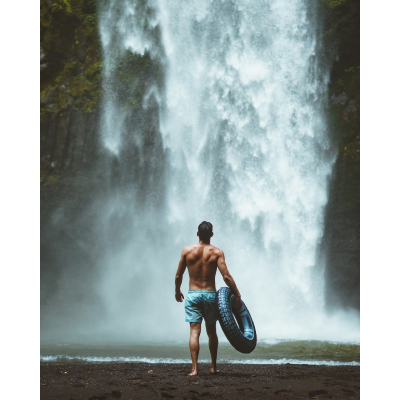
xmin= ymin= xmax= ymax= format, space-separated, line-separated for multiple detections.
xmin=323 ymin=90 xmax=360 ymax=311
xmin=324 ymin=207 xmax=360 ymax=310
xmin=320 ymin=0 xmax=360 ymax=311
xmin=41 ymin=110 xmax=100 ymax=173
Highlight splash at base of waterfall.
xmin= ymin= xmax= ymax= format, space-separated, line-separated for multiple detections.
xmin=41 ymin=340 xmax=360 ymax=365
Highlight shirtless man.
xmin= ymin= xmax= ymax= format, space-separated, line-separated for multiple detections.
xmin=175 ymin=221 xmax=241 ymax=376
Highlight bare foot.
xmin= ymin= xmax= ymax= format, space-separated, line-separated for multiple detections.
xmin=210 ymin=365 xmax=219 ymax=374
xmin=188 ymin=370 xmax=198 ymax=376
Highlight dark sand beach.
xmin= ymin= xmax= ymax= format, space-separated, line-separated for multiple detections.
xmin=40 ymin=362 xmax=360 ymax=399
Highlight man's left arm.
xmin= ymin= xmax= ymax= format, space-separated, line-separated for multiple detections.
xmin=175 ymin=249 xmax=187 ymax=302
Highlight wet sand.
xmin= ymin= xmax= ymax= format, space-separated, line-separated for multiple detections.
xmin=40 ymin=362 xmax=360 ymax=399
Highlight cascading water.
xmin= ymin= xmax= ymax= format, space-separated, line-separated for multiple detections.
xmin=81 ymin=0 xmax=360 ymax=345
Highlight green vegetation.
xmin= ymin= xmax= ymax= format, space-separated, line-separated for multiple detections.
xmin=40 ymin=0 xmax=102 ymax=115
xmin=40 ymin=0 xmax=104 ymax=179
xmin=40 ymin=0 xmax=164 ymax=179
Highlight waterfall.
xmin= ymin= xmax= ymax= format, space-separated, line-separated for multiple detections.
xmin=94 ymin=0 xmax=359 ymax=343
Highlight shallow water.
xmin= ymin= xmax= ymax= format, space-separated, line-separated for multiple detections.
xmin=41 ymin=339 xmax=359 ymax=365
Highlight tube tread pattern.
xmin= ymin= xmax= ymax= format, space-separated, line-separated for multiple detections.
xmin=216 ymin=287 xmax=257 ymax=354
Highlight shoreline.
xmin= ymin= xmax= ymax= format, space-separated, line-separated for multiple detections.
xmin=41 ymin=362 xmax=360 ymax=399
xmin=41 ymin=357 xmax=359 ymax=366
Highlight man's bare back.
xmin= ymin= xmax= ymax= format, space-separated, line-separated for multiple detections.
xmin=175 ymin=221 xmax=241 ymax=376
xmin=175 ymin=242 xmax=241 ymax=300
xmin=182 ymin=243 xmax=220 ymax=291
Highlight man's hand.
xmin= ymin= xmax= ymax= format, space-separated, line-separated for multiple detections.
xmin=232 ymin=295 xmax=241 ymax=309
xmin=175 ymin=291 xmax=184 ymax=302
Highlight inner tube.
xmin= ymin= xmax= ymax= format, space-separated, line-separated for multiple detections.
xmin=216 ymin=287 xmax=257 ymax=354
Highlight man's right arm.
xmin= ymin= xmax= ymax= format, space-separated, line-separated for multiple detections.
xmin=217 ymin=250 xmax=241 ymax=307
xmin=175 ymin=248 xmax=187 ymax=302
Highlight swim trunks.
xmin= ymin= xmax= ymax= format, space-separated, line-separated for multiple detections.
xmin=185 ymin=290 xmax=218 ymax=325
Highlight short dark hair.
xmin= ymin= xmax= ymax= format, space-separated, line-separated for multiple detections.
xmin=198 ymin=221 xmax=213 ymax=240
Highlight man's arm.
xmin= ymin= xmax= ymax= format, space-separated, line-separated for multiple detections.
xmin=175 ymin=249 xmax=187 ymax=302
xmin=217 ymin=250 xmax=241 ymax=307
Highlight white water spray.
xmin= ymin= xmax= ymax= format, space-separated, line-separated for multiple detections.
xmin=96 ymin=0 xmax=359 ymax=343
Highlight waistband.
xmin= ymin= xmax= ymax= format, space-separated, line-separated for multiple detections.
xmin=188 ymin=290 xmax=217 ymax=293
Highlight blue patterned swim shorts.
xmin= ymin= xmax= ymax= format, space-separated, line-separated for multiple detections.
xmin=185 ymin=290 xmax=218 ymax=325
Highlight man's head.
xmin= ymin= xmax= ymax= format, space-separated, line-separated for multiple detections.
xmin=197 ymin=221 xmax=213 ymax=241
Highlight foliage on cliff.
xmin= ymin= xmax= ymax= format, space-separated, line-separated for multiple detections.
xmin=40 ymin=0 xmax=102 ymax=114
xmin=40 ymin=0 xmax=165 ymax=179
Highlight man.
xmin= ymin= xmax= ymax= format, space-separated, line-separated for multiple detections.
xmin=175 ymin=221 xmax=241 ymax=376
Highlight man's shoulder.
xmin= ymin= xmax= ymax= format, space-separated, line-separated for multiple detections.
xmin=182 ymin=244 xmax=196 ymax=254
xmin=206 ymin=245 xmax=223 ymax=258
xmin=212 ymin=246 xmax=224 ymax=256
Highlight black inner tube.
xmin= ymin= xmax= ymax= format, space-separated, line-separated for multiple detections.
xmin=231 ymin=295 xmax=255 ymax=340
xmin=217 ymin=287 xmax=257 ymax=353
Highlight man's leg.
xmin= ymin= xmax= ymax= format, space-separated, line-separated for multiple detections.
xmin=206 ymin=323 xmax=219 ymax=373
xmin=189 ymin=322 xmax=201 ymax=376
